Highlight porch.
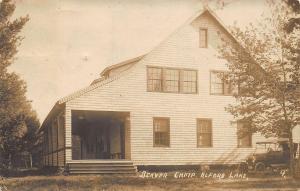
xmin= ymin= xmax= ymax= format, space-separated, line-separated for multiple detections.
xmin=67 ymin=110 xmax=135 ymax=174
xmin=70 ymin=110 xmax=130 ymax=161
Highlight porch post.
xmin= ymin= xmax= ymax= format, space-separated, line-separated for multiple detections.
xmin=124 ymin=117 xmax=131 ymax=160
xmin=65 ymin=105 xmax=72 ymax=162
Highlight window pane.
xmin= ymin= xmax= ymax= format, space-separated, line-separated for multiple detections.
xmin=211 ymin=71 xmax=233 ymax=95
xmin=154 ymin=120 xmax=168 ymax=132
xmin=211 ymin=72 xmax=224 ymax=94
xmin=198 ymin=134 xmax=212 ymax=147
xmin=199 ymin=29 xmax=208 ymax=48
xmin=197 ymin=119 xmax=212 ymax=147
xmin=147 ymin=67 xmax=162 ymax=91
xmin=164 ymin=69 xmax=179 ymax=92
xmin=211 ymin=83 xmax=223 ymax=94
xmin=182 ymin=70 xmax=197 ymax=93
xmin=155 ymin=132 xmax=169 ymax=146
xmin=153 ymin=118 xmax=170 ymax=147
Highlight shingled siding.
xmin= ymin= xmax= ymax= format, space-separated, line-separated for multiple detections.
xmin=65 ymin=11 xmax=267 ymax=165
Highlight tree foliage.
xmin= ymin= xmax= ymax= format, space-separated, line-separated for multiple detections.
xmin=218 ymin=1 xmax=300 ymax=174
xmin=285 ymin=0 xmax=300 ymax=32
xmin=0 ymin=0 xmax=40 ymax=169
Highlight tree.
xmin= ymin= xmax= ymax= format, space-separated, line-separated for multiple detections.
xmin=0 ymin=0 xmax=40 ymax=169
xmin=285 ymin=0 xmax=300 ymax=32
xmin=218 ymin=1 xmax=300 ymax=176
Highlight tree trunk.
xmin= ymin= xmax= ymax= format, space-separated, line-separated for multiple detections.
xmin=288 ymin=128 xmax=295 ymax=176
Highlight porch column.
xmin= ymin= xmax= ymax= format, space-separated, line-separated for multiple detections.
xmin=124 ymin=117 xmax=131 ymax=160
xmin=65 ymin=105 xmax=72 ymax=162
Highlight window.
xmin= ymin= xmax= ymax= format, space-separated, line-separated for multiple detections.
xmin=181 ymin=70 xmax=197 ymax=93
xmin=147 ymin=66 xmax=197 ymax=94
xmin=197 ymin=119 xmax=212 ymax=147
xmin=237 ymin=121 xmax=252 ymax=148
xmin=164 ymin=69 xmax=179 ymax=92
xmin=199 ymin=28 xmax=208 ymax=48
xmin=153 ymin=118 xmax=170 ymax=147
xmin=210 ymin=71 xmax=232 ymax=95
xmin=147 ymin=67 xmax=162 ymax=92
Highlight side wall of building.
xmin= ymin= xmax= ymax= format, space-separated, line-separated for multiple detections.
xmin=43 ymin=111 xmax=65 ymax=167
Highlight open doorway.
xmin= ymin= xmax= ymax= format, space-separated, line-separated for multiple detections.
xmin=71 ymin=110 xmax=129 ymax=160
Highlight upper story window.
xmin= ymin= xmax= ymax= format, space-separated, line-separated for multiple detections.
xmin=164 ymin=69 xmax=180 ymax=92
xmin=182 ymin=70 xmax=197 ymax=93
xmin=199 ymin=28 xmax=208 ymax=48
xmin=147 ymin=66 xmax=197 ymax=94
xmin=153 ymin=117 xmax=170 ymax=147
xmin=197 ymin=119 xmax=212 ymax=147
xmin=237 ymin=121 xmax=252 ymax=148
xmin=210 ymin=71 xmax=232 ymax=95
xmin=147 ymin=67 xmax=162 ymax=91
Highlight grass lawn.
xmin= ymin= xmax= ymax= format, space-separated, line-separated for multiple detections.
xmin=0 ymin=174 xmax=300 ymax=191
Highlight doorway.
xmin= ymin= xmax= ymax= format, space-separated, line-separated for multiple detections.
xmin=71 ymin=110 xmax=128 ymax=160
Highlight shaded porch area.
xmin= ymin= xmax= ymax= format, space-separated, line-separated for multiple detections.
xmin=71 ymin=110 xmax=130 ymax=160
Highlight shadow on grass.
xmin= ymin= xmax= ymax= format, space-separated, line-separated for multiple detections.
xmin=0 ymin=167 xmax=62 ymax=178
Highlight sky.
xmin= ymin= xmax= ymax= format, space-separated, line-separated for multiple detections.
xmin=10 ymin=0 xmax=268 ymax=122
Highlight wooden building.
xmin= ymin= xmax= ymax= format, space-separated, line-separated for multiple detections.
xmin=40 ymin=7 xmax=273 ymax=173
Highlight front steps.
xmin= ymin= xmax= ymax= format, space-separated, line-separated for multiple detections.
xmin=67 ymin=160 xmax=137 ymax=175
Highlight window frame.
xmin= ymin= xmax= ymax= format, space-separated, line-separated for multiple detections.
xmin=163 ymin=68 xmax=180 ymax=93
xmin=199 ymin=28 xmax=208 ymax=48
xmin=236 ymin=121 xmax=252 ymax=148
xmin=153 ymin=117 xmax=170 ymax=147
xmin=147 ymin=66 xmax=163 ymax=92
xmin=210 ymin=70 xmax=233 ymax=96
xmin=180 ymin=69 xmax=198 ymax=94
xmin=147 ymin=66 xmax=198 ymax=94
xmin=197 ymin=118 xmax=213 ymax=148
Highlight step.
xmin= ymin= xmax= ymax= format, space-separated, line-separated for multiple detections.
xmin=68 ymin=163 xmax=134 ymax=166
xmin=69 ymin=168 xmax=136 ymax=171
xmin=68 ymin=163 xmax=134 ymax=167
xmin=69 ymin=165 xmax=136 ymax=168
xmin=69 ymin=170 xmax=137 ymax=174
xmin=68 ymin=168 xmax=137 ymax=174
xmin=69 ymin=171 xmax=137 ymax=174
xmin=68 ymin=160 xmax=132 ymax=164
xmin=69 ymin=167 xmax=136 ymax=171
xmin=67 ymin=160 xmax=137 ymax=175
xmin=68 ymin=166 xmax=136 ymax=169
